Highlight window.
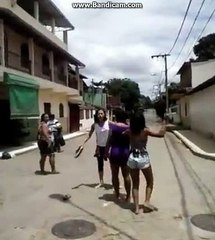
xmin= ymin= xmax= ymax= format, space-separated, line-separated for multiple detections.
xmin=80 ymin=109 xmax=84 ymax=120
xmin=44 ymin=102 xmax=51 ymax=115
xmin=20 ymin=43 xmax=29 ymax=68
xmin=42 ymin=54 xmax=50 ymax=75
xmin=86 ymin=109 xmax=90 ymax=119
xmin=59 ymin=103 xmax=64 ymax=118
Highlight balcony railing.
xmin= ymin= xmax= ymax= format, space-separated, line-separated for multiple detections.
xmin=4 ymin=50 xmax=31 ymax=74
xmin=68 ymin=76 xmax=78 ymax=89
xmin=54 ymin=68 xmax=67 ymax=85
xmin=34 ymin=59 xmax=52 ymax=81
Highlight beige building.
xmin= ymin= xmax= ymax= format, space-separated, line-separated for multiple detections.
xmin=0 ymin=0 xmax=85 ymax=144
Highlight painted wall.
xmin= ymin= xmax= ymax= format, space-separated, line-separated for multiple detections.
xmin=177 ymin=96 xmax=190 ymax=127
xmin=189 ymin=84 xmax=215 ymax=138
xmin=191 ymin=60 xmax=215 ymax=88
xmin=84 ymin=92 xmax=106 ymax=108
xmin=39 ymin=89 xmax=69 ymax=133
xmin=80 ymin=109 xmax=95 ymax=130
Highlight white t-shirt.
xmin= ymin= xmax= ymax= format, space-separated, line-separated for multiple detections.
xmin=95 ymin=120 xmax=109 ymax=147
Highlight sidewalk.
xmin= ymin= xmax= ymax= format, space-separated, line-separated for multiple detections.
xmin=172 ymin=129 xmax=215 ymax=161
xmin=0 ymin=129 xmax=89 ymax=159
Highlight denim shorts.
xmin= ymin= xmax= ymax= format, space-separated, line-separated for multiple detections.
xmin=127 ymin=151 xmax=150 ymax=169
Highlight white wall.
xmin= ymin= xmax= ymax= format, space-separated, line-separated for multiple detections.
xmin=80 ymin=109 xmax=95 ymax=130
xmin=190 ymin=84 xmax=215 ymax=138
xmin=191 ymin=60 xmax=215 ymax=88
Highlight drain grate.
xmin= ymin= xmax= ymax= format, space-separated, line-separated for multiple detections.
xmin=190 ymin=214 xmax=215 ymax=232
xmin=51 ymin=219 xmax=96 ymax=239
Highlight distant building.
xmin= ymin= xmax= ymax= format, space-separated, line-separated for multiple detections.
xmin=0 ymin=0 xmax=85 ymax=144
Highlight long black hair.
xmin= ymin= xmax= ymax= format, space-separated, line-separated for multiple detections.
xmin=114 ymin=108 xmax=128 ymax=124
xmin=40 ymin=113 xmax=47 ymax=122
xmin=94 ymin=108 xmax=107 ymax=123
xmin=129 ymin=111 xmax=146 ymax=135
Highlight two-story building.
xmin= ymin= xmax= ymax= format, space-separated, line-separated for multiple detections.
xmin=176 ymin=59 xmax=215 ymax=138
xmin=0 ymin=0 xmax=85 ymax=145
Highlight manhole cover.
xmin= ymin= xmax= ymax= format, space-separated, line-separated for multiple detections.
xmin=190 ymin=214 xmax=215 ymax=232
xmin=51 ymin=219 xmax=96 ymax=239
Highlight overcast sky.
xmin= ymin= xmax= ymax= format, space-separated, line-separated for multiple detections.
xmin=53 ymin=0 xmax=214 ymax=96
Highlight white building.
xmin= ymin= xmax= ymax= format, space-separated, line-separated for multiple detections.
xmin=176 ymin=59 xmax=215 ymax=138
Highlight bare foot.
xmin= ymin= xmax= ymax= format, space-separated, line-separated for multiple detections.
xmin=95 ymin=183 xmax=103 ymax=189
xmin=144 ymin=202 xmax=158 ymax=211
xmin=134 ymin=207 xmax=140 ymax=215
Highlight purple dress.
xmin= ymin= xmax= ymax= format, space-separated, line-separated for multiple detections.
xmin=109 ymin=123 xmax=130 ymax=165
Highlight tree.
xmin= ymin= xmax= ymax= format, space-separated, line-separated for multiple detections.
xmin=105 ymin=78 xmax=140 ymax=111
xmin=193 ymin=33 xmax=215 ymax=61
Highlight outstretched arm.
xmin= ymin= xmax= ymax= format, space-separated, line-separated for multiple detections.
xmin=83 ymin=124 xmax=95 ymax=145
xmin=145 ymin=121 xmax=166 ymax=138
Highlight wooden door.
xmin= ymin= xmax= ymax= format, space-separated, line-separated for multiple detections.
xmin=69 ymin=104 xmax=80 ymax=133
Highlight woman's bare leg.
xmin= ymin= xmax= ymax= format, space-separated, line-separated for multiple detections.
xmin=49 ymin=154 xmax=56 ymax=172
xmin=40 ymin=155 xmax=46 ymax=173
xmin=142 ymin=166 xmax=157 ymax=210
xmin=121 ymin=165 xmax=131 ymax=202
xmin=110 ymin=163 xmax=120 ymax=199
xmin=130 ymin=169 xmax=140 ymax=214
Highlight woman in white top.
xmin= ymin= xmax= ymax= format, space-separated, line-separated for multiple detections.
xmin=83 ymin=108 xmax=110 ymax=188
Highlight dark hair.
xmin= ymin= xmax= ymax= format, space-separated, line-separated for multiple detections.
xmin=114 ymin=108 xmax=128 ymax=123
xmin=94 ymin=108 xmax=107 ymax=123
xmin=129 ymin=111 xmax=146 ymax=135
xmin=40 ymin=113 xmax=48 ymax=122
xmin=49 ymin=114 xmax=55 ymax=120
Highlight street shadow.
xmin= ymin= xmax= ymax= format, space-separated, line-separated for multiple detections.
xmin=165 ymin=136 xmax=195 ymax=240
xmin=35 ymin=170 xmax=60 ymax=175
xmin=99 ymin=193 xmax=153 ymax=214
xmin=48 ymin=192 xmax=138 ymax=240
xmin=168 ymin=134 xmax=215 ymax=213
xmin=72 ymin=183 xmax=112 ymax=190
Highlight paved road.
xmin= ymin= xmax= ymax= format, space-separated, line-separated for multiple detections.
xmin=0 ymin=111 xmax=214 ymax=240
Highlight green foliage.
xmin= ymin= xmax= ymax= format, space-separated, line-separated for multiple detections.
xmin=105 ymin=78 xmax=141 ymax=111
xmin=194 ymin=33 xmax=215 ymax=61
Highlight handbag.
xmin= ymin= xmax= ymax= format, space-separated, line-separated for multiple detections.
xmin=58 ymin=134 xmax=65 ymax=146
xmin=127 ymin=148 xmax=150 ymax=169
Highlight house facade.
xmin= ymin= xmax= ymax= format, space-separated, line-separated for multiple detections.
xmin=176 ymin=59 xmax=215 ymax=138
xmin=0 ymin=0 xmax=85 ymax=144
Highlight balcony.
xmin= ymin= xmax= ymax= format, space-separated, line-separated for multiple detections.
xmin=68 ymin=75 xmax=78 ymax=89
xmin=5 ymin=50 xmax=31 ymax=74
xmin=54 ymin=68 xmax=67 ymax=86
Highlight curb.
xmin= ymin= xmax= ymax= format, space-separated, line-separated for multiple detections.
xmin=172 ymin=130 xmax=215 ymax=161
xmin=0 ymin=131 xmax=88 ymax=159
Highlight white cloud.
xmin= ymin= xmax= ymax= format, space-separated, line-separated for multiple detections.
xmin=53 ymin=0 xmax=215 ymax=96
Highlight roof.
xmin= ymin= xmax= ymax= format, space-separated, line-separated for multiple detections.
xmin=17 ymin=0 xmax=74 ymax=29
xmin=187 ymin=75 xmax=215 ymax=95
xmin=1 ymin=10 xmax=85 ymax=67
xmin=68 ymin=66 xmax=87 ymax=78
xmin=176 ymin=62 xmax=191 ymax=75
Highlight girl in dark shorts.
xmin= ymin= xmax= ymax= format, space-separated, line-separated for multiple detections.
xmin=107 ymin=109 xmax=131 ymax=201
xmin=37 ymin=113 xmax=57 ymax=174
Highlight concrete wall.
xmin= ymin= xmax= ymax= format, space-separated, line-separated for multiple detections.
xmin=80 ymin=109 xmax=95 ymax=130
xmin=191 ymin=60 xmax=215 ymax=88
xmin=177 ymin=96 xmax=190 ymax=128
xmin=39 ymin=89 xmax=69 ymax=133
xmin=0 ymin=0 xmax=67 ymax=51
xmin=189 ymin=84 xmax=215 ymax=138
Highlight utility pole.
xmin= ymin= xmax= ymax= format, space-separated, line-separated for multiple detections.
xmin=151 ymin=54 xmax=170 ymax=114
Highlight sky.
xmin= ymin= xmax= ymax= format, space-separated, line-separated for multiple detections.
xmin=53 ymin=0 xmax=215 ymax=97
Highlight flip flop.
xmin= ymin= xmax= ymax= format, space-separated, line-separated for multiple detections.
xmin=75 ymin=146 xmax=84 ymax=158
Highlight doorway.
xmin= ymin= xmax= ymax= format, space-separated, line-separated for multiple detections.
xmin=69 ymin=104 xmax=80 ymax=133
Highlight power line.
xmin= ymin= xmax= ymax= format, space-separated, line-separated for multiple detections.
xmin=185 ymin=6 xmax=215 ymax=60
xmin=168 ymin=0 xmax=193 ymax=54
xmin=168 ymin=0 xmax=208 ymax=70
